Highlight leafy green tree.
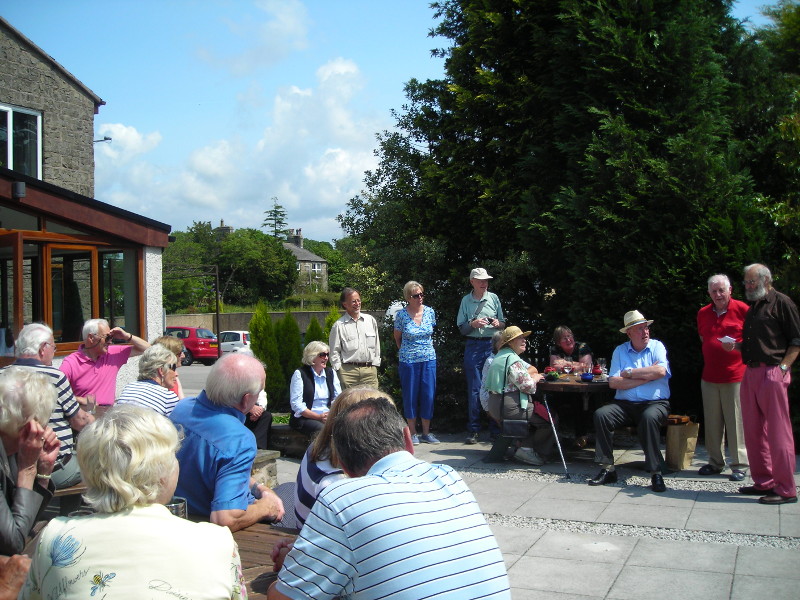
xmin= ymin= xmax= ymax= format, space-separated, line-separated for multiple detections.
xmin=249 ymin=302 xmax=285 ymax=408
xmin=340 ymin=0 xmax=796 ymax=419
xmin=218 ymin=228 xmax=296 ymax=305
xmin=276 ymin=312 xmax=303 ymax=384
xmin=304 ymin=316 xmax=325 ymax=344
xmin=303 ymin=239 xmax=347 ymax=291
xmin=263 ymin=197 xmax=289 ymax=238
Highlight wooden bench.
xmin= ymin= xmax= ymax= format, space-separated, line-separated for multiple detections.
xmin=268 ymin=424 xmax=313 ymax=458
xmin=54 ymin=482 xmax=88 ymax=498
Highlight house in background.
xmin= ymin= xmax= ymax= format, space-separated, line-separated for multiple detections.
xmin=283 ymin=228 xmax=328 ymax=293
xmin=0 ymin=17 xmax=170 ymax=373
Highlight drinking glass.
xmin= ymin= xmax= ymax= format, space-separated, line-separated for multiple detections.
xmin=165 ymin=496 xmax=188 ymax=518
xmin=562 ymin=359 xmax=573 ymax=375
xmin=85 ymin=393 xmax=96 ymax=415
xmin=597 ymin=358 xmax=607 ymax=376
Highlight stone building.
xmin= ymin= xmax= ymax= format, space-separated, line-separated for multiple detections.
xmin=0 ymin=17 xmax=170 ymax=389
xmin=283 ymin=228 xmax=328 ymax=293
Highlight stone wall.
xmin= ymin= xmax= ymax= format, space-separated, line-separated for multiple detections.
xmin=0 ymin=20 xmax=99 ymax=195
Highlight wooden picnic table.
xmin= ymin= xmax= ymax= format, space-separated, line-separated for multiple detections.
xmin=233 ymin=523 xmax=297 ymax=599
xmin=537 ymin=375 xmax=610 ymax=411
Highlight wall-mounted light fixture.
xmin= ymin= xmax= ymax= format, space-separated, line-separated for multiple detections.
xmin=93 ymin=136 xmax=112 ymax=143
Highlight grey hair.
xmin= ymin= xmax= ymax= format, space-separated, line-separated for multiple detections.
xmin=332 ymin=397 xmax=406 ymax=476
xmin=744 ymin=263 xmax=772 ymax=284
xmin=491 ymin=330 xmax=504 ymax=354
xmin=0 ymin=367 xmax=57 ymax=437
xmin=402 ymin=281 xmax=423 ymax=301
xmin=302 ymin=341 xmax=329 ymax=366
xmin=205 ymin=353 xmax=265 ymax=408
xmin=707 ymin=274 xmax=731 ymax=289
xmin=82 ymin=318 xmax=109 ymax=340
xmin=138 ymin=345 xmax=177 ymax=382
xmin=78 ymin=404 xmax=180 ymax=513
xmin=15 ymin=323 xmax=53 ymax=357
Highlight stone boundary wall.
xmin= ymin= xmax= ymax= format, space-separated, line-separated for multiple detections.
xmin=165 ymin=311 xmax=386 ymax=334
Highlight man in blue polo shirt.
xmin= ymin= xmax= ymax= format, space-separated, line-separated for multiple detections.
xmin=588 ymin=310 xmax=671 ymax=493
xmin=170 ymin=353 xmax=284 ymax=531
xmin=269 ymin=397 xmax=510 ymax=600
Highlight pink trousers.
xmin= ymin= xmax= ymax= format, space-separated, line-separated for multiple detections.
xmin=740 ymin=365 xmax=797 ymax=497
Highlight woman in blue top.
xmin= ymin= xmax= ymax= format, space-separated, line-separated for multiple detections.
xmin=394 ymin=281 xmax=439 ymax=445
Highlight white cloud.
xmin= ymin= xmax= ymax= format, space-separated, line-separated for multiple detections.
xmin=94 ymin=123 xmax=162 ymax=165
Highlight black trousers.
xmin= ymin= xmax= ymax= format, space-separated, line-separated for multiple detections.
xmin=245 ymin=411 xmax=273 ymax=450
xmin=594 ymin=399 xmax=669 ymax=472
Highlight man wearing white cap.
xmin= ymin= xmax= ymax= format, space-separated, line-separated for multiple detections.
xmin=457 ymin=267 xmax=506 ymax=444
xmin=588 ymin=310 xmax=671 ymax=493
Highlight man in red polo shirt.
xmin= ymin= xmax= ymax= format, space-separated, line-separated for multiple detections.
xmin=697 ymin=274 xmax=749 ymax=481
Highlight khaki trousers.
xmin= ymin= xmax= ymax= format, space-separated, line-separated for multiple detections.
xmin=700 ymin=380 xmax=748 ymax=469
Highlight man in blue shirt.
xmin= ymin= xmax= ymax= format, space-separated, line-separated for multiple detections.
xmin=170 ymin=353 xmax=284 ymax=531
xmin=588 ymin=310 xmax=671 ymax=493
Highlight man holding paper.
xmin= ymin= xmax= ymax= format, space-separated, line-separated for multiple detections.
xmin=696 ymin=274 xmax=749 ymax=481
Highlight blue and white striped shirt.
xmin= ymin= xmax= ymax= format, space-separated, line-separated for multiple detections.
xmin=277 ymin=451 xmax=511 ymax=599
xmin=117 ymin=379 xmax=179 ymax=416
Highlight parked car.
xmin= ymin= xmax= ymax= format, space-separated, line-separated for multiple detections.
xmin=164 ymin=326 xmax=218 ymax=366
xmin=219 ymin=330 xmax=251 ymax=355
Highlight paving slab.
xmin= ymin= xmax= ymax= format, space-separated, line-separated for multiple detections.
xmin=607 ymin=565 xmax=733 ymax=600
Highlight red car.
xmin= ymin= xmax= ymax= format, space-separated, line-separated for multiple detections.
xmin=164 ymin=326 xmax=218 ymax=366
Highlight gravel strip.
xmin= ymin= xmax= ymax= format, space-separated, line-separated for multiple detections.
xmin=463 ymin=467 xmax=800 ymax=550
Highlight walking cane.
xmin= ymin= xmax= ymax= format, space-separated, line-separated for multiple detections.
xmin=543 ymin=398 xmax=570 ymax=480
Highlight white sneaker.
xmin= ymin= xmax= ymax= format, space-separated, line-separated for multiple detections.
xmin=513 ymin=447 xmax=544 ymax=466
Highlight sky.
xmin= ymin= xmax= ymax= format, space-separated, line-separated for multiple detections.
xmin=2 ymin=1 xmax=774 ymax=243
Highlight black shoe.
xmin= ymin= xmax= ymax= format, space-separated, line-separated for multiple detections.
xmin=587 ymin=468 xmax=618 ymax=486
xmin=651 ymin=473 xmax=666 ymax=493
xmin=465 ymin=433 xmax=479 ymax=445
xmin=729 ymin=469 xmax=746 ymax=482
xmin=758 ymin=493 xmax=798 ymax=505
xmin=739 ymin=485 xmax=774 ymax=495
xmin=698 ymin=464 xmax=723 ymax=476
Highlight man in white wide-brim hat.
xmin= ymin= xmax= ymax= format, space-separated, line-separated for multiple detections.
xmin=587 ymin=310 xmax=671 ymax=493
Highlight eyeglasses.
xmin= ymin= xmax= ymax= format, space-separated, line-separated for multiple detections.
xmin=743 ymin=279 xmax=761 ymax=286
xmin=167 ymin=363 xmax=178 ymax=372
xmin=317 ymin=352 xmax=329 ymax=358
xmin=410 ymin=292 xmax=425 ymax=299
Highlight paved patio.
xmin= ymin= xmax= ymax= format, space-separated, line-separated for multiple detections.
xmin=274 ymin=433 xmax=800 ymax=600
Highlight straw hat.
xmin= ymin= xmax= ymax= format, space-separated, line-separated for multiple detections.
xmin=498 ymin=326 xmax=531 ymax=348
xmin=619 ymin=310 xmax=654 ymax=333
xmin=469 ymin=267 xmax=493 ymax=280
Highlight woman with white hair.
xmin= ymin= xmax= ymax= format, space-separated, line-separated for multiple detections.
xmin=288 ymin=341 xmax=341 ymax=433
xmin=20 ymin=404 xmax=246 ymax=599
xmin=116 ymin=344 xmax=180 ymax=416
xmin=0 ymin=367 xmax=59 ymax=555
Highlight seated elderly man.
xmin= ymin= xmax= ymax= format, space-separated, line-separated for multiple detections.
xmin=8 ymin=323 xmax=93 ymax=500
xmin=170 ymin=353 xmax=284 ymax=531
xmin=116 ymin=344 xmax=180 ymax=416
xmin=269 ymin=397 xmax=511 ymax=599
xmin=588 ymin=310 xmax=671 ymax=493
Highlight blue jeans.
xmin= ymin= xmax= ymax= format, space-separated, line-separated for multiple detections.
xmin=399 ymin=359 xmax=437 ymax=420
xmin=464 ymin=338 xmax=493 ymax=433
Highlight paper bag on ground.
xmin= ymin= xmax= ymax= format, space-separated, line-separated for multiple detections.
xmin=665 ymin=420 xmax=699 ymax=471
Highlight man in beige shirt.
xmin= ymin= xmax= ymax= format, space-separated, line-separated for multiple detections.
xmin=329 ymin=287 xmax=381 ymax=389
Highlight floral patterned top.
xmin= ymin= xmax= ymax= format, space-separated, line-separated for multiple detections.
xmin=20 ymin=503 xmax=247 ymax=599
xmin=394 ymin=305 xmax=437 ymax=364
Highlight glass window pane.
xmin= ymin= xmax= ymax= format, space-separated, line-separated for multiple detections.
xmin=12 ymin=112 xmax=39 ymax=177
xmin=51 ymin=248 xmax=92 ymax=342
xmin=0 ymin=109 xmax=8 ymax=170
xmin=100 ymin=249 xmax=140 ymax=335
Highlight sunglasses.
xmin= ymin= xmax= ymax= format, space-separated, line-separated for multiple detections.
xmin=317 ymin=352 xmax=329 ymax=358
xmin=411 ymin=292 xmax=425 ymax=299
xmin=167 ymin=363 xmax=178 ymax=371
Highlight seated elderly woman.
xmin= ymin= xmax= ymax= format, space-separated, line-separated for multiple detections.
xmin=549 ymin=325 xmax=594 ymax=372
xmin=293 ymin=387 xmax=393 ymax=527
xmin=151 ymin=335 xmax=186 ymax=399
xmin=20 ymin=404 xmax=246 ymax=599
xmin=288 ymin=341 xmax=342 ymax=433
xmin=0 ymin=368 xmax=59 ymax=555
xmin=484 ymin=326 xmax=555 ymax=466
xmin=116 ymin=344 xmax=180 ymax=416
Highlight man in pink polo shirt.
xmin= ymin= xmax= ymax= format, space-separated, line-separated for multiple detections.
xmin=59 ymin=318 xmax=150 ymax=409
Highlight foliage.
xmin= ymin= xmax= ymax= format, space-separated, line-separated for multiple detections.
xmin=304 ymin=316 xmax=325 ymax=344
xmin=323 ymin=306 xmax=341 ymax=340
xmin=275 ymin=312 xmax=303 ymax=385
xmin=339 ymin=0 xmax=800 ymax=422
xmin=302 ymin=239 xmax=348 ymax=292
xmin=284 ymin=292 xmax=339 ymax=310
xmin=249 ymin=302 xmax=285 ymax=409
xmin=263 ymin=197 xmax=289 ymax=238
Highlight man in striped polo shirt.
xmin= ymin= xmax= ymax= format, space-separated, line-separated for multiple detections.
xmin=8 ymin=323 xmax=94 ymax=512
xmin=269 ymin=398 xmax=511 ymax=600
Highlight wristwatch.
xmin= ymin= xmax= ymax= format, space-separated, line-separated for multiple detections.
xmin=780 ymin=364 xmax=789 ymax=373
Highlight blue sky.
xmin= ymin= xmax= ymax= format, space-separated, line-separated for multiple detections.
xmin=2 ymin=1 xmax=773 ymax=243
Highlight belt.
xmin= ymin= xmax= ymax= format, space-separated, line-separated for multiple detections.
xmin=745 ymin=361 xmax=778 ymax=368
xmin=465 ymin=337 xmax=492 ymax=342
xmin=345 ymin=362 xmax=373 ymax=368
xmin=53 ymin=453 xmax=72 ymax=472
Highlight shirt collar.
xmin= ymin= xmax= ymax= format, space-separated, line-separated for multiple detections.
xmin=195 ymin=390 xmax=246 ymax=423
xmin=14 ymin=357 xmax=45 ymax=367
